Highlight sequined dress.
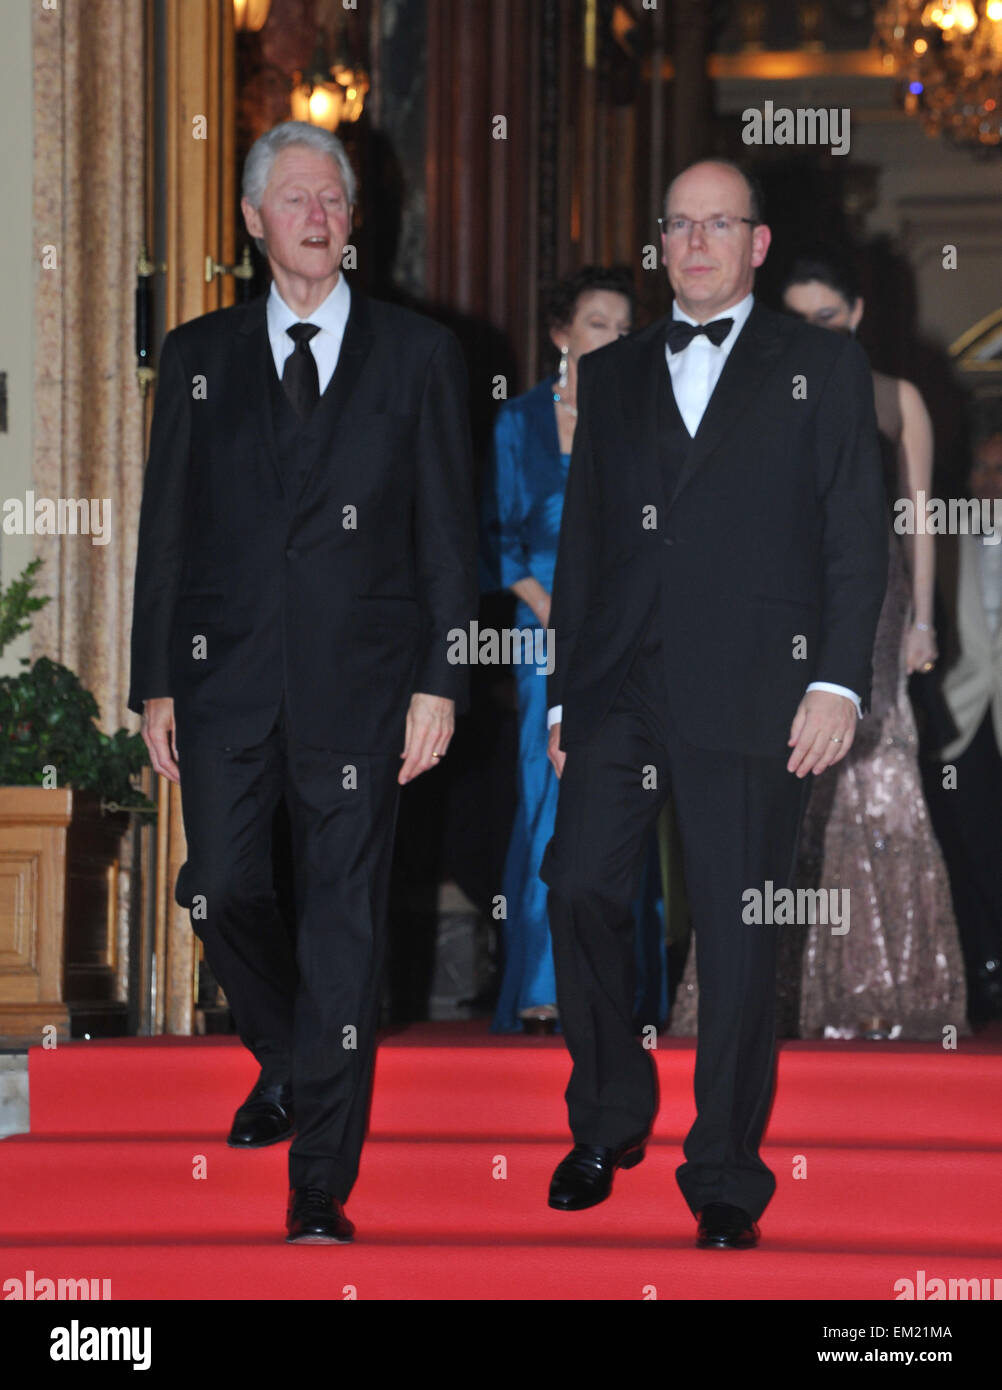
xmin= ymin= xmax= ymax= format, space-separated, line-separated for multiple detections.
xmin=670 ymin=432 xmax=969 ymax=1041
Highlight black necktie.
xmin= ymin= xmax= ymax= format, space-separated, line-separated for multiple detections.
xmin=282 ymin=323 xmax=321 ymax=419
xmin=665 ymin=317 xmax=734 ymax=354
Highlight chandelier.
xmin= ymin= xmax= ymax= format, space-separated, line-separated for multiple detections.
xmin=290 ymin=26 xmax=369 ymax=133
xmin=875 ymin=0 xmax=1002 ymax=149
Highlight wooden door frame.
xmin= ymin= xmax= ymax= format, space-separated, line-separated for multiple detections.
xmin=139 ymin=0 xmax=238 ymax=1035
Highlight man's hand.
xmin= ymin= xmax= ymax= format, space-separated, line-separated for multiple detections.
xmin=547 ymin=721 xmax=566 ymax=780
xmin=399 ymin=693 xmax=455 ymax=785
xmin=142 ymin=697 xmax=180 ymax=784
xmin=787 ymin=689 xmax=856 ymax=778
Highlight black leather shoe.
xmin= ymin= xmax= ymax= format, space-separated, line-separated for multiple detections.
xmin=286 ymin=1187 xmax=355 ymax=1244
xmin=547 ymin=1140 xmax=646 ymax=1211
xmin=696 ymin=1202 xmax=760 ymax=1249
xmin=973 ymin=958 xmax=1002 ymax=1022
xmin=521 ymin=1016 xmax=558 ymax=1037
xmin=227 ymin=1077 xmax=295 ymax=1149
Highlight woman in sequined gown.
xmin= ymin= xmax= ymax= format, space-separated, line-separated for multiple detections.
xmin=671 ymin=251 xmax=968 ymax=1041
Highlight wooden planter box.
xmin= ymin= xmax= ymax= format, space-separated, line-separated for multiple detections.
xmin=0 ymin=787 xmax=130 ymax=1044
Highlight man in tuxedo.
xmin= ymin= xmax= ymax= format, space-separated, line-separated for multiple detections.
xmin=541 ymin=159 xmax=888 ymax=1246
xmin=129 ymin=122 xmax=476 ymax=1243
xmin=922 ymin=434 xmax=1002 ymax=1024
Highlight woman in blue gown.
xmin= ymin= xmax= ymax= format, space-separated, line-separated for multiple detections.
xmin=481 ymin=267 xmax=667 ymax=1034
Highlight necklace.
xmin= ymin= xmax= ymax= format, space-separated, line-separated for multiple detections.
xmin=552 ymin=391 xmax=577 ymax=418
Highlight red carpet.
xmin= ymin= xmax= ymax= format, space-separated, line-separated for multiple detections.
xmin=3 ymin=1023 xmax=1001 ymax=1300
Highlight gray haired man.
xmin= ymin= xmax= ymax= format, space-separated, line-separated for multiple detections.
xmin=130 ymin=122 xmax=477 ymax=1242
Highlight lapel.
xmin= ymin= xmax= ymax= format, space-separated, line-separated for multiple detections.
xmin=230 ymin=297 xmax=280 ymax=500
xmin=236 ymin=282 xmax=375 ymax=505
xmin=667 ymin=300 xmax=787 ymax=508
xmin=617 ymin=321 xmax=673 ymax=514
xmin=301 ymin=285 xmax=374 ymax=462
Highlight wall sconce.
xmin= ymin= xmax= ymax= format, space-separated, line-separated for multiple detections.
xmin=233 ymin=0 xmax=271 ymax=32
xmin=290 ymin=26 xmax=369 ymax=132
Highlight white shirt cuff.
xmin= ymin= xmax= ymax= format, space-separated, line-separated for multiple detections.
xmin=807 ymin=682 xmax=862 ymax=719
xmin=551 ymin=690 xmax=861 ymax=728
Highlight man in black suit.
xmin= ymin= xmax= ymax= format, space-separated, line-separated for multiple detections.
xmin=129 ymin=122 xmax=476 ymax=1243
xmin=541 ymin=159 xmax=887 ymax=1246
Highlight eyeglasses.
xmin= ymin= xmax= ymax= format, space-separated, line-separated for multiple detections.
xmin=658 ymin=215 xmax=757 ymax=239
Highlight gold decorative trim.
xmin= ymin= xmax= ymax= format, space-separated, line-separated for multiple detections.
xmin=656 ymin=49 xmax=892 ymax=81
xmin=949 ymin=307 xmax=1002 ymax=372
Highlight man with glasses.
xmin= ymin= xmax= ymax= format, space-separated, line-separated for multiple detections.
xmin=541 ymin=159 xmax=887 ymax=1247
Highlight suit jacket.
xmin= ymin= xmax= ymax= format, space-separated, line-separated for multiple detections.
xmin=932 ymin=530 xmax=1002 ymax=760
xmin=548 ymin=300 xmax=889 ymax=757
xmin=128 ymin=286 xmax=478 ymax=753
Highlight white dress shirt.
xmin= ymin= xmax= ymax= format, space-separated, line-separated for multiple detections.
xmin=266 ymin=273 xmax=351 ymax=395
xmin=547 ymin=293 xmax=861 ymax=729
xmin=666 ymin=290 xmax=754 ymax=437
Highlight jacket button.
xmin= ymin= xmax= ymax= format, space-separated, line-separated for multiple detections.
xmin=286 ymin=547 xmax=299 ymax=560
xmin=663 ymin=537 xmax=674 ymax=547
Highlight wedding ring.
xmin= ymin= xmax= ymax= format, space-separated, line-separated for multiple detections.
xmin=830 ymin=736 xmax=842 ymax=743
xmin=922 ymin=661 xmax=935 ymax=672
xmin=432 ymin=752 xmax=442 ymax=758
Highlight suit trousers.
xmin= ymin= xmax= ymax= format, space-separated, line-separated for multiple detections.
xmin=175 ymin=706 xmax=400 ymax=1200
xmin=541 ymin=620 xmax=810 ymax=1220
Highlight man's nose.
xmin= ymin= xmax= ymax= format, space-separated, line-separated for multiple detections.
xmin=687 ymin=219 xmax=708 ymax=247
xmin=305 ymin=198 xmax=327 ymax=222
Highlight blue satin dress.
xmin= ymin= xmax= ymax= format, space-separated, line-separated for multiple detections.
xmin=481 ymin=378 xmax=667 ymax=1033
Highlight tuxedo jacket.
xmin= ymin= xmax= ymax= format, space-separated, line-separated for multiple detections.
xmin=548 ymin=301 xmax=889 ymax=757
xmin=128 ymin=286 xmax=478 ymax=753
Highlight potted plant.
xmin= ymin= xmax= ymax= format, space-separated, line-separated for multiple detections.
xmin=0 ymin=559 xmax=154 ymax=1041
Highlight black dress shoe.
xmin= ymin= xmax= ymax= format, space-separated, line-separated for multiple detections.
xmin=286 ymin=1187 xmax=355 ymax=1244
xmin=548 ymin=1140 xmax=646 ymax=1211
xmin=521 ymin=1016 xmax=558 ymax=1037
xmin=696 ymin=1202 xmax=760 ymax=1249
xmin=227 ymin=1078 xmax=295 ymax=1149
xmin=972 ymin=959 xmax=1002 ymax=1023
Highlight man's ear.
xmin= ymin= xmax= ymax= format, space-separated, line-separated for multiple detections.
xmin=751 ymin=222 xmax=771 ymax=269
xmin=241 ymin=196 xmax=263 ymax=240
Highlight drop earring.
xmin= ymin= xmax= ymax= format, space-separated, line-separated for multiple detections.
xmin=558 ymin=345 xmax=569 ymax=390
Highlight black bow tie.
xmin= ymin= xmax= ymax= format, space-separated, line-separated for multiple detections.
xmin=665 ymin=317 xmax=734 ymax=353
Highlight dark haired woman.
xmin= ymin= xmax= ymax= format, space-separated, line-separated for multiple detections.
xmin=672 ymin=248 xmax=967 ymax=1041
xmin=481 ymin=266 xmax=666 ymax=1034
